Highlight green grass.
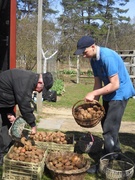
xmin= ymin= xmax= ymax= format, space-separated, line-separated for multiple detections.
xmin=44 ymin=82 xmax=94 ymax=108
xmin=123 ymin=98 xmax=135 ymax=121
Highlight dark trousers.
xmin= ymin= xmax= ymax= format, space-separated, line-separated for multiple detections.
xmin=101 ymin=100 xmax=128 ymax=154
xmin=0 ymin=108 xmax=15 ymax=154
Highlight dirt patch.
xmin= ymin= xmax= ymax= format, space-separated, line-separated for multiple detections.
xmin=40 ymin=106 xmax=135 ymax=133
xmin=42 ymin=106 xmax=72 ymax=116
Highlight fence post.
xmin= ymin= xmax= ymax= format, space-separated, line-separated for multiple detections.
xmin=37 ymin=0 xmax=43 ymax=113
xmin=77 ymin=55 xmax=80 ymax=84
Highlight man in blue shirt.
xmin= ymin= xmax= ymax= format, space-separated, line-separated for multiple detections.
xmin=74 ymin=36 xmax=135 ymax=173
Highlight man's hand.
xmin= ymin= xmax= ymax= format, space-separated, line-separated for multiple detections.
xmin=7 ymin=114 xmax=16 ymax=123
xmin=85 ymin=92 xmax=95 ymax=102
xmin=31 ymin=126 xmax=37 ymax=135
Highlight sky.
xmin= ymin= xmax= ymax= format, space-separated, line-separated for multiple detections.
xmin=123 ymin=0 xmax=135 ymax=19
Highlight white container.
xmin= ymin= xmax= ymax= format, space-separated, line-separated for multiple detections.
xmin=124 ymin=62 xmax=130 ymax=74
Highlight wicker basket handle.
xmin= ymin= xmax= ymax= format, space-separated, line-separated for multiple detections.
xmin=101 ymin=152 xmax=134 ymax=165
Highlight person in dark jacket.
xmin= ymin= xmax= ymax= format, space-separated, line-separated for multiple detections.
xmin=0 ymin=68 xmax=53 ymax=165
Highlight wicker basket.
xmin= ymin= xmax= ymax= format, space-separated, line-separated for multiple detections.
xmin=72 ymin=100 xmax=105 ymax=128
xmin=46 ymin=151 xmax=90 ymax=180
xmin=99 ymin=152 xmax=134 ymax=180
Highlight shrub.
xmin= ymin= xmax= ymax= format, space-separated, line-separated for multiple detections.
xmin=87 ymin=70 xmax=93 ymax=76
xmin=51 ymin=79 xmax=65 ymax=96
xmin=61 ymin=69 xmax=76 ymax=75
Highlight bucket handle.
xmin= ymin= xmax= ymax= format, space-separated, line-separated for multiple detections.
xmin=87 ymin=132 xmax=94 ymax=143
xmin=100 ymin=152 xmax=134 ymax=165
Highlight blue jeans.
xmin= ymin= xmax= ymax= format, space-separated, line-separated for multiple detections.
xmin=101 ymin=100 xmax=128 ymax=154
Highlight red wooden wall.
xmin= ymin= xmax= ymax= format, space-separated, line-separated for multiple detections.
xmin=10 ymin=0 xmax=16 ymax=69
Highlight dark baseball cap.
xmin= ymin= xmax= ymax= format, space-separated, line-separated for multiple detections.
xmin=42 ymin=72 xmax=53 ymax=90
xmin=74 ymin=36 xmax=95 ymax=55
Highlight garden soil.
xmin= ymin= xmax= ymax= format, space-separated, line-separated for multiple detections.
xmin=37 ymin=106 xmax=135 ymax=134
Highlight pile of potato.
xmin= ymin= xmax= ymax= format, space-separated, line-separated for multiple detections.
xmin=74 ymin=104 xmax=104 ymax=121
xmin=47 ymin=152 xmax=87 ymax=171
xmin=31 ymin=131 xmax=72 ymax=144
xmin=7 ymin=137 xmax=45 ymax=163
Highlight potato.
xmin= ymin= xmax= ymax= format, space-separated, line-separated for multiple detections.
xmin=19 ymin=155 xmax=25 ymax=161
xmin=75 ymin=162 xmax=84 ymax=169
xmin=52 ymin=160 xmax=58 ymax=166
xmin=55 ymin=162 xmax=63 ymax=168
xmin=57 ymin=166 xmax=64 ymax=170
xmin=20 ymin=148 xmax=26 ymax=153
xmin=64 ymin=165 xmax=73 ymax=170
xmin=8 ymin=153 xmax=14 ymax=159
xmin=62 ymin=158 xmax=69 ymax=164
xmin=87 ymin=107 xmax=93 ymax=112
xmin=63 ymin=140 xmax=67 ymax=144
xmin=34 ymin=159 xmax=40 ymax=163
xmin=77 ymin=114 xmax=83 ymax=120
xmin=65 ymin=161 xmax=72 ymax=166
xmin=20 ymin=137 xmax=26 ymax=145
xmin=79 ymin=109 xmax=85 ymax=114
xmin=87 ymin=113 xmax=92 ymax=119
xmin=13 ymin=146 xmax=18 ymax=152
